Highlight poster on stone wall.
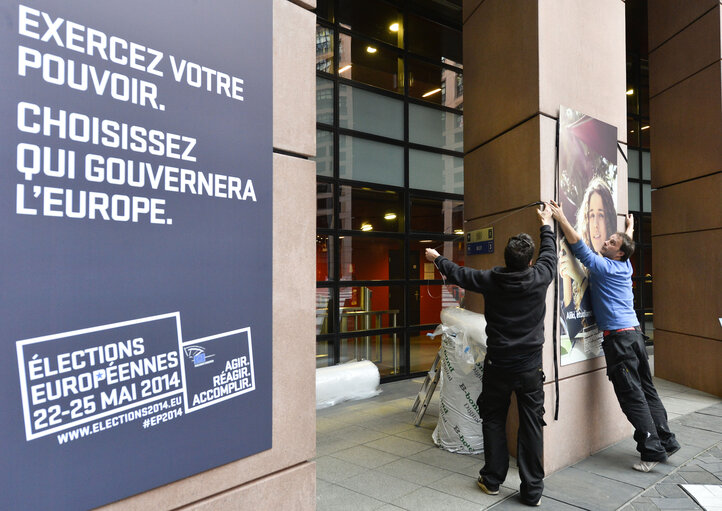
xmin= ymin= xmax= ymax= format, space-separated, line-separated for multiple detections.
xmin=557 ymin=105 xmax=618 ymax=365
xmin=0 ymin=1 xmax=272 ymax=509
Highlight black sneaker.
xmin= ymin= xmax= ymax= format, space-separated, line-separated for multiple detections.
xmin=666 ymin=444 xmax=681 ymax=456
xmin=477 ymin=476 xmax=499 ymax=495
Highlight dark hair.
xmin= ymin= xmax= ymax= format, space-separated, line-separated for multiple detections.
xmin=504 ymin=233 xmax=535 ymax=271
xmin=616 ymin=232 xmax=635 ymax=262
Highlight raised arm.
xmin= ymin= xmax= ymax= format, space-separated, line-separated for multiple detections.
xmin=625 ymin=213 xmax=634 ymax=238
xmin=548 ymin=200 xmax=581 ymax=245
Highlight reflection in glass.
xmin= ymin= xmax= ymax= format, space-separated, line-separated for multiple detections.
xmin=406 ymin=13 xmax=462 ymax=64
xmin=340 ymin=333 xmax=401 ymax=377
xmin=338 ymin=186 xmax=403 ymax=233
xmin=410 ymin=197 xmax=463 ymax=233
xmin=410 ymin=239 xmax=465 ymax=268
xmin=316 ymin=234 xmax=334 ymax=281
xmin=338 ymin=33 xmax=403 ymax=93
xmin=317 ymin=77 xmax=334 ymax=125
xmin=337 ymin=0 xmax=402 ymax=48
xmin=316 ymin=288 xmax=333 ymax=334
xmin=410 ymin=328 xmax=439 ymax=373
xmin=338 ymin=237 xmax=403 ymax=280
xmin=316 ymin=25 xmax=334 ymax=73
xmin=317 ymin=182 xmax=334 ymax=229
xmin=628 ymin=181 xmax=640 ymax=211
xmin=339 ymin=135 xmax=403 ymax=186
xmin=409 ymin=149 xmax=463 ymax=194
xmin=315 ymin=129 xmax=333 ymax=177
xmin=339 ymin=84 xmax=403 ymax=139
xmin=315 ymin=0 xmax=333 ymax=22
xmin=628 ymin=148 xmax=639 ymax=179
xmin=409 ymin=103 xmax=462 ymax=151
xmin=408 ymin=58 xmax=462 ymax=108
xmin=627 ymin=117 xmax=639 ymax=148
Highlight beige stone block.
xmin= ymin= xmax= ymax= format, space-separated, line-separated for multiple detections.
xmin=98 ymin=155 xmax=317 ymax=510
xmin=183 ymin=462 xmax=316 ymax=511
xmin=538 ymin=0 xmax=627 ymax=140
xmin=652 ymin=229 xmax=722 ymax=341
xmin=648 ymin=0 xmax=719 ymax=51
xmin=463 ymin=0 xmax=539 ymax=150
xmin=650 ymin=62 xmax=722 ymax=187
xmin=543 ymin=370 xmax=631 ymax=473
xmin=654 ymin=330 xmax=722 ymax=397
xmin=465 ymin=118 xmax=542 ymax=221
xmin=649 ymin=5 xmax=721 ymax=97
xmin=651 ymin=173 xmax=722 ymax=235
xmin=273 ymin=0 xmax=316 ymax=157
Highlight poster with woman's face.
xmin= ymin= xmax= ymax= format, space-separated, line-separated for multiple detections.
xmin=558 ymin=106 xmax=618 ymax=365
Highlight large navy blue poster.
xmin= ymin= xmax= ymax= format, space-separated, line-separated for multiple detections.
xmin=0 ymin=1 xmax=272 ymax=509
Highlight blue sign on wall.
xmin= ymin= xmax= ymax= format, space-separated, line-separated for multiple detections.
xmin=0 ymin=1 xmax=272 ymax=509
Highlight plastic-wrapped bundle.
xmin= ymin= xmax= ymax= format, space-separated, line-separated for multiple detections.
xmin=315 ymin=360 xmax=381 ymax=409
xmin=431 ymin=307 xmax=487 ymax=454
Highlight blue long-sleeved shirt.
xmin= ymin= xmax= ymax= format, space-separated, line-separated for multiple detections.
xmin=568 ymin=240 xmax=639 ymax=331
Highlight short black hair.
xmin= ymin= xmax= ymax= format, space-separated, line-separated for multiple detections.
xmin=504 ymin=233 xmax=535 ymax=271
xmin=616 ymin=232 xmax=635 ymax=262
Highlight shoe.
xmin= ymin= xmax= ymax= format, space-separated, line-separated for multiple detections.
xmin=632 ymin=460 xmax=659 ymax=472
xmin=666 ymin=444 xmax=681 ymax=456
xmin=477 ymin=476 xmax=499 ymax=495
xmin=521 ymin=498 xmax=541 ymax=506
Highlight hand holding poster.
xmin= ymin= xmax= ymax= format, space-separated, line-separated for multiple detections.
xmin=557 ymin=106 xmax=618 ymax=365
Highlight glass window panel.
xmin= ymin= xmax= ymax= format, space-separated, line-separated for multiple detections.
xmin=339 ymin=84 xmax=403 ymax=139
xmin=339 ymin=135 xmax=403 ymax=186
xmin=641 ymin=214 xmax=652 ymax=246
xmin=642 ymin=279 xmax=653 ymax=309
xmin=338 ymin=185 xmax=404 ymax=233
xmin=411 ymin=238 xmax=465 ymax=268
xmin=315 ymin=129 xmax=334 ymax=177
xmin=317 ymin=77 xmax=334 ymax=125
xmin=338 ymin=236 xmax=403 ymax=280
xmin=315 ymin=0 xmax=333 ymax=22
xmin=642 ymin=151 xmax=651 ymax=180
xmin=316 ymin=234 xmax=334 ymax=281
xmin=409 ymin=149 xmax=463 ymax=194
xmin=410 ymin=197 xmax=463 ymax=233
xmin=316 ymin=25 xmax=334 ymax=73
xmin=316 ymin=340 xmax=333 ymax=368
xmin=628 ymin=181 xmax=640 ymax=211
xmin=316 ymin=288 xmax=333 ymax=334
xmin=408 ymin=58 xmax=462 ymax=109
xmin=337 ymin=0 xmax=403 ymax=47
xmin=341 ymin=332 xmax=401 ymax=377
xmin=627 ymin=117 xmax=639 ymax=148
xmin=642 ymin=183 xmax=651 ymax=213
xmin=409 ymin=103 xmax=463 ymax=151
xmin=406 ymin=13 xmax=462 ymax=64
xmin=410 ymin=328 xmax=439 ymax=373
xmin=317 ymin=182 xmax=334 ymax=229
xmin=628 ymin=148 xmax=639 ymax=178
xmin=640 ymin=60 xmax=650 ymax=117
xmin=640 ymin=121 xmax=650 ymax=149
xmin=338 ymin=33 xmax=403 ymax=93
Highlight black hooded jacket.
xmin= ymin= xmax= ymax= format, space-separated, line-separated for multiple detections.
xmin=434 ymin=225 xmax=556 ymax=372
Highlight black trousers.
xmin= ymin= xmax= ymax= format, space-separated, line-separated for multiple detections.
xmin=602 ymin=328 xmax=679 ymax=462
xmin=477 ymin=359 xmax=545 ymax=504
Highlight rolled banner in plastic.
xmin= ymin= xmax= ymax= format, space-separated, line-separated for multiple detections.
xmin=316 ymin=360 xmax=381 ymax=409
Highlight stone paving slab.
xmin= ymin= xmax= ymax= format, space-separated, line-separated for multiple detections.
xmin=543 ymin=466 xmax=642 ymax=510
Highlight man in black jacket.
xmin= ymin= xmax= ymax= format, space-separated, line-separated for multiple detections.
xmin=425 ymin=203 xmax=556 ymax=506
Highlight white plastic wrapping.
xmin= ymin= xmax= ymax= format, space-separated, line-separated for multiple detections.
xmin=431 ymin=307 xmax=487 ymax=454
xmin=316 ymin=360 xmax=381 ymax=410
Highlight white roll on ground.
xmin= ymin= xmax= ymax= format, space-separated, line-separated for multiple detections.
xmin=316 ymin=360 xmax=381 ymax=409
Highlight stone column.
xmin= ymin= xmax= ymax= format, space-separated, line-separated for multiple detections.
xmin=648 ymin=1 xmax=722 ymax=396
xmin=97 ymin=1 xmax=317 ymax=509
xmin=463 ymin=0 xmax=631 ymax=473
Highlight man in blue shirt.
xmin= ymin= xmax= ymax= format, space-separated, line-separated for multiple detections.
xmin=549 ymin=200 xmax=679 ymax=472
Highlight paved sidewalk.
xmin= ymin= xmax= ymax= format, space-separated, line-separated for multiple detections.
xmin=316 ymin=377 xmax=722 ymax=511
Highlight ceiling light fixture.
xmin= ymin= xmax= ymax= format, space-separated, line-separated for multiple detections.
xmin=338 ymin=64 xmax=352 ymax=73
xmin=389 ymin=22 xmax=399 ymax=32
xmin=360 ymin=223 xmax=373 ymax=231
xmin=641 ymin=125 xmax=650 ymax=130
xmin=384 ymin=213 xmax=397 ymax=220
xmin=366 ymin=46 xmax=377 ymax=54
xmin=422 ymin=88 xmax=442 ymax=97
xmin=626 ymin=89 xmax=634 ymax=95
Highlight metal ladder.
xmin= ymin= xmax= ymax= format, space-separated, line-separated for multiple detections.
xmin=411 ymin=350 xmax=441 ymax=426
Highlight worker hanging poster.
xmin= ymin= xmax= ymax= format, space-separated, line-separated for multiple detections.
xmin=0 ymin=1 xmax=272 ymax=509
xmin=557 ymin=106 xmax=618 ymax=365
